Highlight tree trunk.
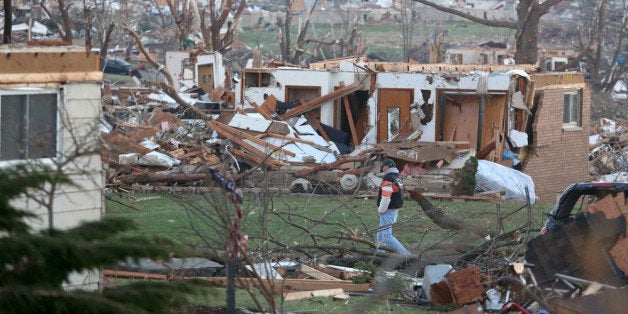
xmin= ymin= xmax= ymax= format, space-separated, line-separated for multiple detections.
xmin=3 ymin=0 xmax=11 ymax=44
xmin=83 ymin=0 xmax=92 ymax=48
xmin=100 ymin=22 xmax=115 ymax=70
xmin=410 ymin=0 xmax=565 ymax=65
xmin=57 ymin=0 xmax=73 ymax=42
xmin=278 ymin=0 xmax=292 ymax=62
xmin=514 ymin=0 xmax=542 ymax=65
xmin=408 ymin=190 xmax=487 ymax=238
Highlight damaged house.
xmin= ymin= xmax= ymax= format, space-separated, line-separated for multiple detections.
xmin=0 ymin=45 xmax=104 ymax=289
xmin=237 ymin=57 xmax=590 ymax=203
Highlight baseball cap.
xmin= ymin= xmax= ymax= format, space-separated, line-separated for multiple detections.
xmin=382 ymin=159 xmax=395 ymax=167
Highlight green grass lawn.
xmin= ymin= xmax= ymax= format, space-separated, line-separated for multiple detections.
xmin=106 ymin=191 xmax=552 ymax=256
xmin=105 ymin=191 xmax=552 ymax=313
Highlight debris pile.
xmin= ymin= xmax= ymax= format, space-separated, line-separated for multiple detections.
xmin=589 ymin=118 xmax=627 ymax=182
xmin=104 ymin=260 xmax=373 ymax=302
xmin=101 ymin=85 xmax=491 ymax=198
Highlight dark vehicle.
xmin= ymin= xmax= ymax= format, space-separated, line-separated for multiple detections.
xmin=525 ymin=181 xmax=627 ymax=289
xmin=543 ymin=181 xmax=628 ymax=232
xmin=103 ymin=59 xmax=134 ymax=76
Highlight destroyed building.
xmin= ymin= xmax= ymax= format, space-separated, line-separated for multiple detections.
xmin=99 ymin=48 xmax=592 ymax=203
xmin=0 ymin=44 xmax=104 ymax=289
xmin=237 ymin=57 xmax=590 ymax=203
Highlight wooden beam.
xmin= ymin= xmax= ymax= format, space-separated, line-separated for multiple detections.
xmin=341 ymin=93 xmax=359 ymax=147
xmin=210 ymin=120 xmax=296 ymax=157
xmin=103 ymin=269 xmax=168 ymax=280
xmin=307 ymin=112 xmax=331 ymax=142
xmin=198 ymin=277 xmax=371 ymax=292
xmin=250 ymin=102 xmax=272 ymax=120
xmin=283 ymin=288 xmax=344 ymax=301
xmin=0 ymin=72 xmax=103 ymax=84
xmin=229 ymin=147 xmax=281 ymax=170
xmin=260 ymin=133 xmax=333 ymax=153
xmin=0 ymin=49 xmax=100 ymax=74
xmin=280 ymin=82 xmax=362 ymax=119
xmin=299 ymin=264 xmax=343 ymax=281
xmin=208 ymin=121 xmax=268 ymax=160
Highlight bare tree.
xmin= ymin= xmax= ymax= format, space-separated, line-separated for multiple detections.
xmin=277 ymin=0 xmax=324 ymax=63
xmin=410 ymin=0 xmax=566 ymax=65
xmin=398 ymin=0 xmax=417 ymax=62
xmin=199 ymin=0 xmax=247 ymax=52
xmin=574 ymin=0 xmax=627 ymax=93
xmin=165 ymin=0 xmax=195 ymax=49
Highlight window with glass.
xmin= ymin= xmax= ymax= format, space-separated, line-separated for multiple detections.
xmin=0 ymin=91 xmax=58 ymax=161
xmin=563 ymin=90 xmax=581 ymax=127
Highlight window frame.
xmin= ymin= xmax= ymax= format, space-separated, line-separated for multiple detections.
xmin=0 ymin=88 xmax=62 ymax=165
xmin=563 ymin=89 xmax=582 ymax=129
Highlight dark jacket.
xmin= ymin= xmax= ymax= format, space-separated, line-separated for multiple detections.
xmin=377 ymin=171 xmax=404 ymax=209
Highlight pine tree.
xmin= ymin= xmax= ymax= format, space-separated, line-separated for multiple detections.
xmin=450 ymin=156 xmax=478 ymax=196
xmin=0 ymin=165 xmax=204 ymax=313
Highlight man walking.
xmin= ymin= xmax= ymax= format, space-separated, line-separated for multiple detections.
xmin=376 ymin=159 xmax=411 ymax=255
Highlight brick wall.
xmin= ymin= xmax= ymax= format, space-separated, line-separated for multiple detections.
xmin=524 ymin=88 xmax=591 ymax=203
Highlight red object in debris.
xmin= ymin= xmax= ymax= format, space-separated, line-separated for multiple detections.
xmin=138 ymin=63 xmax=146 ymax=70
xmin=501 ymin=302 xmax=529 ymax=314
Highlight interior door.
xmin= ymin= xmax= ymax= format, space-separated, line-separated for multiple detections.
xmin=197 ymin=63 xmax=214 ymax=94
xmin=377 ymin=89 xmax=412 ymax=142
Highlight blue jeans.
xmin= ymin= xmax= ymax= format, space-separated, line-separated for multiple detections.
xmin=376 ymin=209 xmax=410 ymax=255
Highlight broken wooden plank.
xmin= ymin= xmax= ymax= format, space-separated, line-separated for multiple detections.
xmin=229 ymin=148 xmax=280 ymax=171
xmin=332 ymin=293 xmax=350 ymax=301
xmin=116 ymin=173 xmax=215 ymax=184
xmin=261 ymin=133 xmax=333 ymax=153
xmin=210 ymin=120 xmax=296 ymax=157
xmin=445 ymin=266 xmax=484 ymax=305
xmin=208 ymin=121 xmax=269 ymax=160
xmin=307 ymin=112 xmax=331 ymax=142
xmin=282 ymin=288 xmax=344 ymax=301
xmin=342 ymin=93 xmax=359 ymax=147
xmin=103 ymin=269 xmax=168 ymax=280
xmin=250 ymin=102 xmax=273 ymax=120
xmin=299 ymin=264 xmax=342 ymax=281
xmin=280 ymin=82 xmax=362 ymax=119
xmin=198 ymin=277 xmax=371 ymax=292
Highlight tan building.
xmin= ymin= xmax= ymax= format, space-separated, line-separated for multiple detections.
xmin=0 ymin=44 xmax=104 ymax=289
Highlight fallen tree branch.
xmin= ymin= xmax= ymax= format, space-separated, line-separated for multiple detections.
xmin=408 ymin=189 xmax=488 ymax=239
xmin=121 ymin=23 xmax=209 ymax=120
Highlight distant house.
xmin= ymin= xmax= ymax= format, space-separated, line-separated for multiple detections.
xmin=0 ymin=44 xmax=104 ymax=289
xmin=238 ymin=58 xmax=590 ymax=203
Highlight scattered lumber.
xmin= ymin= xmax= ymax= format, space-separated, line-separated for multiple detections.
xmin=299 ymin=264 xmax=343 ymax=281
xmin=199 ymin=277 xmax=371 ymax=293
xmin=282 ymin=288 xmax=344 ymax=301
xmin=103 ymin=269 xmax=168 ymax=280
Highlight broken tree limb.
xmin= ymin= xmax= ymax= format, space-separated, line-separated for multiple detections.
xmin=121 ymin=23 xmax=209 ymax=120
xmin=408 ymin=190 xmax=487 ymax=238
xmin=116 ymin=173 xmax=213 ymax=184
xmin=295 ymin=156 xmax=370 ymax=177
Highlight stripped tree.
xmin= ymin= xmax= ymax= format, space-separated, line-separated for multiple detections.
xmin=199 ymin=0 xmax=247 ymax=52
xmin=410 ymin=0 xmax=566 ymax=65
